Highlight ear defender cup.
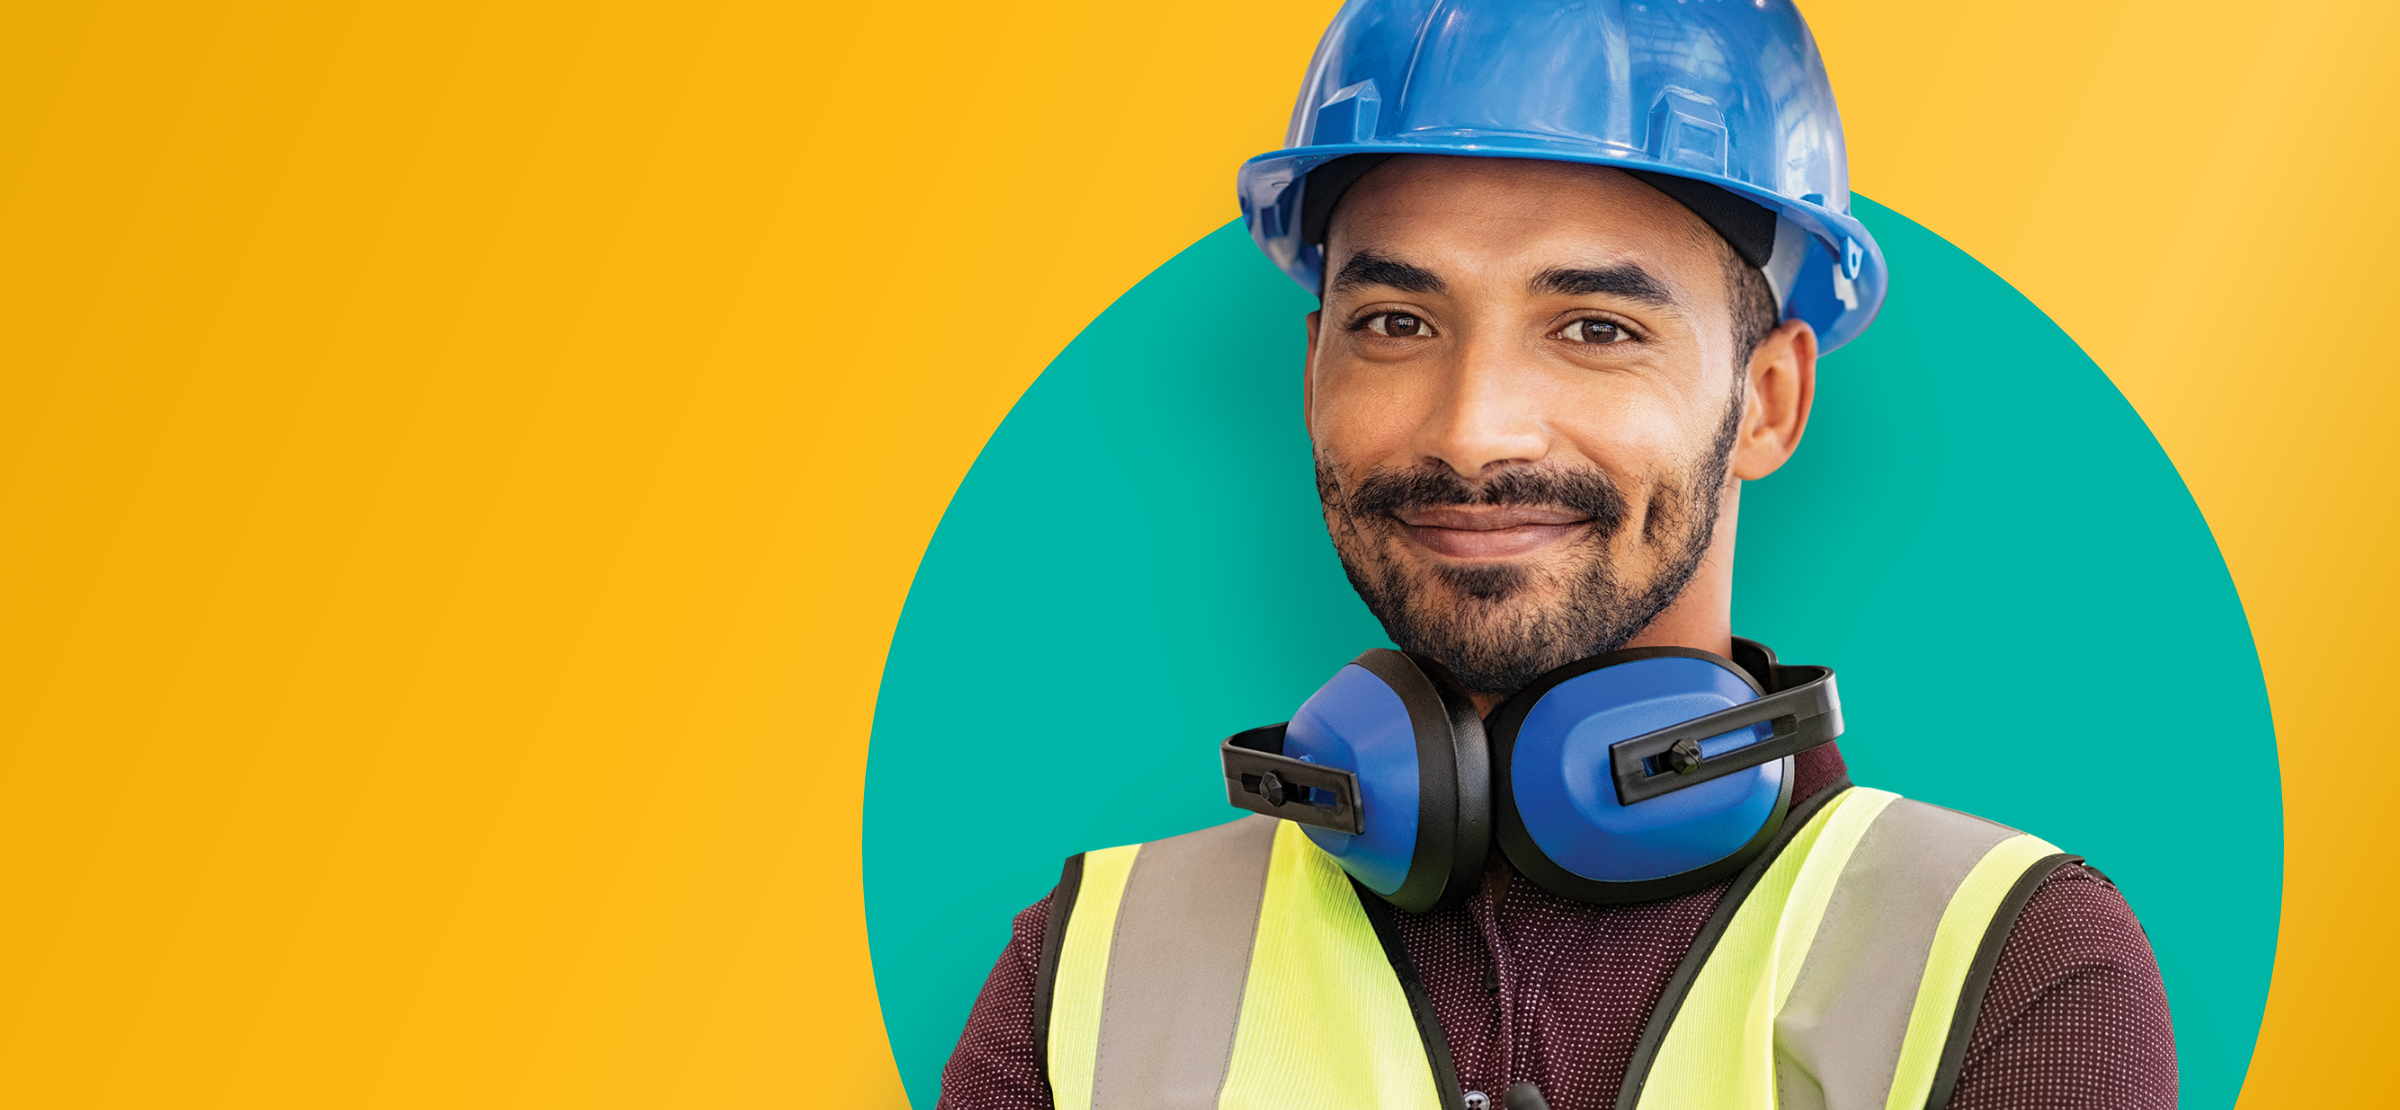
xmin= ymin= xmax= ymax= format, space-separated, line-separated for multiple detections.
xmin=1280 ymin=648 xmax=1490 ymax=913
xmin=1488 ymin=647 xmax=1794 ymax=904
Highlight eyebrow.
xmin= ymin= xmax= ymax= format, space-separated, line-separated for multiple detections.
xmin=1530 ymin=263 xmax=1678 ymax=305
xmin=1329 ymin=249 xmax=1447 ymax=296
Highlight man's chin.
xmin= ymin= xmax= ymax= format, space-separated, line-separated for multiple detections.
xmin=1380 ymin=607 xmax=1583 ymax=695
xmin=1388 ymin=579 xmax=1582 ymax=642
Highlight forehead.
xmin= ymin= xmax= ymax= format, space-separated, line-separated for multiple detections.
xmin=1325 ymin=156 xmax=1720 ymax=287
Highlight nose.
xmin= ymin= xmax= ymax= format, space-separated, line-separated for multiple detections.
xmin=1411 ymin=330 xmax=1549 ymax=479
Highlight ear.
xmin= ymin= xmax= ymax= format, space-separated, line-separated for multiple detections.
xmin=1303 ymin=308 xmax=1323 ymax=441
xmin=1730 ymin=318 xmax=1817 ymax=481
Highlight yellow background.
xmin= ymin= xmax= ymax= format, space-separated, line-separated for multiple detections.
xmin=4 ymin=1 xmax=2391 ymax=1105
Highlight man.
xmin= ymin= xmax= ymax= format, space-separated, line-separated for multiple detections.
xmin=941 ymin=2 xmax=2172 ymax=1108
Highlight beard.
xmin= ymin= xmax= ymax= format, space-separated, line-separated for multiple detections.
xmin=1316 ymin=385 xmax=1745 ymax=697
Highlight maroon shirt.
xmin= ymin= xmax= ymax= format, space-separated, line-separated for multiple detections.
xmin=939 ymin=745 xmax=2174 ymax=1109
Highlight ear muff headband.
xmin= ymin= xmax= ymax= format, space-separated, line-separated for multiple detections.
xmin=1355 ymin=650 xmax=1489 ymax=913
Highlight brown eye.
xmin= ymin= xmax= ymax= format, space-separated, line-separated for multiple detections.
xmin=1559 ymin=318 xmax=1628 ymax=344
xmin=1367 ymin=313 xmax=1431 ymax=338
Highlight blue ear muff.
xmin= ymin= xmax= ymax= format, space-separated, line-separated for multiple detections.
xmin=1221 ymin=649 xmax=1488 ymax=913
xmin=1225 ymin=638 xmax=1842 ymax=910
xmin=1489 ymin=647 xmax=1794 ymax=904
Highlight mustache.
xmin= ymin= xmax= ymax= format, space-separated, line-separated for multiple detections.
xmin=1337 ymin=461 xmax=1632 ymax=536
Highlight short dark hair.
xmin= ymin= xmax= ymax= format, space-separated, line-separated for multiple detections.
xmin=1719 ymin=238 xmax=1779 ymax=374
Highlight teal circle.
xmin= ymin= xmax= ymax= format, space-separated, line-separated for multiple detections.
xmin=865 ymin=200 xmax=2278 ymax=1108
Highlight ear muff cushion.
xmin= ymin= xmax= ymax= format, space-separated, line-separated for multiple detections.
xmin=1282 ymin=649 xmax=1489 ymax=913
xmin=1489 ymin=648 xmax=1792 ymax=905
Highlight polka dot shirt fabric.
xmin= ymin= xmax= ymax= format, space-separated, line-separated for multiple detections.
xmin=1944 ymin=863 xmax=2178 ymax=1110
xmin=939 ymin=901 xmax=1051 ymax=1110
xmin=936 ymin=746 xmax=2175 ymax=1109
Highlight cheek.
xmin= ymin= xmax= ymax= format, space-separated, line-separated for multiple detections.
xmin=1308 ymin=359 xmax=1433 ymax=461
xmin=1547 ymin=387 xmax=1689 ymax=486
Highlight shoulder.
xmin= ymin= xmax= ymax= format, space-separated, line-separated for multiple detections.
xmin=1838 ymin=792 xmax=2153 ymax=964
xmin=1825 ymin=791 xmax=2175 ymax=1105
xmin=1830 ymin=791 xmax=2144 ymax=992
xmin=1039 ymin=816 xmax=1281 ymax=937
xmin=1056 ymin=816 xmax=1285 ymax=893
xmin=937 ymin=893 xmax=1061 ymax=1109
xmin=1986 ymin=861 xmax=2165 ymax=1004
xmin=1951 ymin=862 xmax=2176 ymax=1107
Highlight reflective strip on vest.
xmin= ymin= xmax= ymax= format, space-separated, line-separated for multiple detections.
xmin=1627 ymin=788 xmax=2065 ymax=1110
xmin=1039 ymin=790 xmax=2067 ymax=1110
xmin=1044 ymin=816 xmax=1442 ymax=1110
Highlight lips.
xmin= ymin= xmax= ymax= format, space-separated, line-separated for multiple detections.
xmin=1394 ymin=506 xmax=1590 ymax=560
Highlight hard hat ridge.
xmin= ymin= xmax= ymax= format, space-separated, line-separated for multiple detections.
xmin=1239 ymin=0 xmax=1887 ymax=352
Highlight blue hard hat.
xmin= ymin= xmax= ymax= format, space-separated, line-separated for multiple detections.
xmin=1238 ymin=0 xmax=1886 ymax=352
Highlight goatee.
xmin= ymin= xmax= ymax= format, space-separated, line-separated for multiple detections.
xmin=1315 ymin=388 xmax=1743 ymax=697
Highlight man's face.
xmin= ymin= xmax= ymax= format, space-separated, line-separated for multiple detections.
xmin=1306 ymin=156 xmax=1755 ymax=697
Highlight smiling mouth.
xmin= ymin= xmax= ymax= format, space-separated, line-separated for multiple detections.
xmin=1393 ymin=506 xmax=1591 ymax=561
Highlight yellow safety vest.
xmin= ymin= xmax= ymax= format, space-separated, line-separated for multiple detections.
xmin=1029 ymin=785 xmax=2073 ymax=1110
